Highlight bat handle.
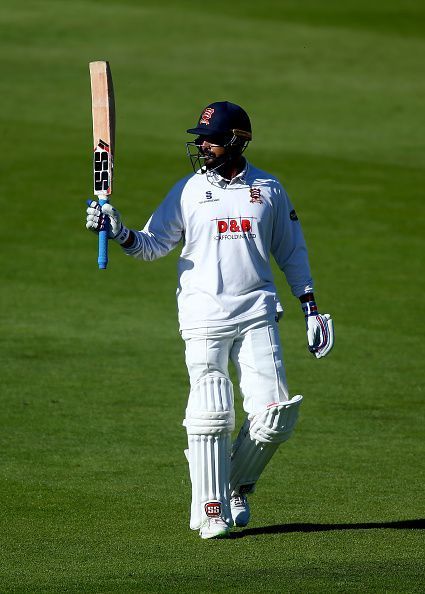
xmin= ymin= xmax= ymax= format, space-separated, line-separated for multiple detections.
xmin=97 ymin=195 xmax=109 ymax=269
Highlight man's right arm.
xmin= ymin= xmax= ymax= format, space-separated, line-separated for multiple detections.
xmin=86 ymin=178 xmax=187 ymax=261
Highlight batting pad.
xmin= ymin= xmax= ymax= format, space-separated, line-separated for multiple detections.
xmin=183 ymin=376 xmax=235 ymax=530
xmin=249 ymin=394 xmax=303 ymax=444
xmin=230 ymin=395 xmax=303 ymax=495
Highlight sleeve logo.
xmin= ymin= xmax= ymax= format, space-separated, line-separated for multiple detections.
xmin=290 ymin=209 xmax=298 ymax=221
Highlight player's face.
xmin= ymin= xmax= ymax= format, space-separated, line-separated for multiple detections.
xmin=196 ymin=135 xmax=228 ymax=169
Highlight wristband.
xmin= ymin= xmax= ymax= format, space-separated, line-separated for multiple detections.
xmin=301 ymin=300 xmax=318 ymax=317
xmin=113 ymin=224 xmax=131 ymax=245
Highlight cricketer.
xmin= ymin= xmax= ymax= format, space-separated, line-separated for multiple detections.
xmin=86 ymin=101 xmax=334 ymax=539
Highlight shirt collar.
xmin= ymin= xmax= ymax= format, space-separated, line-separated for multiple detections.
xmin=206 ymin=160 xmax=250 ymax=189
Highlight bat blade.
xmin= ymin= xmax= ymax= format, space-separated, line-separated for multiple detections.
xmin=89 ymin=60 xmax=116 ymax=269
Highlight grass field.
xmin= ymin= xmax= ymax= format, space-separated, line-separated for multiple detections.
xmin=1 ymin=0 xmax=424 ymax=592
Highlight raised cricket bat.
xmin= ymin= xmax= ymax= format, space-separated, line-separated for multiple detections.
xmin=89 ymin=60 xmax=115 ymax=269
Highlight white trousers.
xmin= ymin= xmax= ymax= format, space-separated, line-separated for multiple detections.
xmin=182 ymin=315 xmax=291 ymax=528
xmin=181 ymin=314 xmax=289 ymax=414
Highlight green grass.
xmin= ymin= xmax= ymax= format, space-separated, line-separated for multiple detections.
xmin=0 ymin=0 xmax=424 ymax=591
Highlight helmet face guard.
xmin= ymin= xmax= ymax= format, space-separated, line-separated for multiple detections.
xmin=186 ymin=129 xmax=251 ymax=174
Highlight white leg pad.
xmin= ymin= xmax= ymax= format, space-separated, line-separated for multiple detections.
xmin=230 ymin=395 xmax=303 ymax=494
xmin=183 ymin=376 xmax=235 ymax=530
xmin=249 ymin=394 xmax=303 ymax=444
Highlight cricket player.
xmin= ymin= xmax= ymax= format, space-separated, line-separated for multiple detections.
xmin=86 ymin=101 xmax=334 ymax=539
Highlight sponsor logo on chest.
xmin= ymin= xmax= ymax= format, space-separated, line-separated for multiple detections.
xmin=212 ymin=215 xmax=257 ymax=240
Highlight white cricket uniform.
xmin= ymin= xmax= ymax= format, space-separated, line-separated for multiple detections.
xmin=124 ymin=161 xmax=313 ymax=330
xmin=124 ymin=160 xmax=313 ymax=528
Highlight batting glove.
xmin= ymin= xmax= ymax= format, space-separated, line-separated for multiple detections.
xmin=302 ymin=301 xmax=334 ymax=359
xmin=86 ymin=200 xmax=130 ymax=244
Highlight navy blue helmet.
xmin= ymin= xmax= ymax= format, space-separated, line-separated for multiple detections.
xmin=186 ymin=102 xmax=252 ymax=174
xmin=187 ymin=101 xmax=252 ymax=141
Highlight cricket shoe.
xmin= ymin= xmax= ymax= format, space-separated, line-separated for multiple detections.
xmin=230 ymin=494 xmax=250 ymax=527
xmin=199 ymin=517 xmax=231 ymax=539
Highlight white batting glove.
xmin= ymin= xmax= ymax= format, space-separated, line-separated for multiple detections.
xmin=302 ymin=301 xmax=334 ymax=359
xmin=85 ymin=200 xmax=130 ymax=244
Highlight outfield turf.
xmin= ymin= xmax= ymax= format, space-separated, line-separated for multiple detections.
xmin=1 ymin=0 xmax=424 ymax=591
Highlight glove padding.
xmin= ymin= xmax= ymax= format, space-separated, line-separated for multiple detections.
xmin=306 ymin=313 xmax=334 ymax=359
xmin=85 ymin=201 xmax=130 ymax=244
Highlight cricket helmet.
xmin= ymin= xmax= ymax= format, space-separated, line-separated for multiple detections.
xmin=186 ymin=101 xmax=252 ymax=174
xmin=187 ymin=101 xmax=252 ymax=139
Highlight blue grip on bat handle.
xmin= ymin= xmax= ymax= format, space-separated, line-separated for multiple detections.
xmin=97 ymin=197 xmax=109 ymax=270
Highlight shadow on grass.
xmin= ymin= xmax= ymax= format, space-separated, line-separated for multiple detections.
xmin=231 ymin=518 xmax=425 ymax=539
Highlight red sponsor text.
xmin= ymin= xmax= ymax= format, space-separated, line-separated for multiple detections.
xmin=217 ymin=219 xmax=252 ymax=233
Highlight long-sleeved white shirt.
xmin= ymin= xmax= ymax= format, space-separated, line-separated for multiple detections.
xmin=124 ymin=161 xmax=313 ymax=329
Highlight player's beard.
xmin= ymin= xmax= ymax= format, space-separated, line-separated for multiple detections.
xmin=201 ymin=148 xmax=230 ymax=175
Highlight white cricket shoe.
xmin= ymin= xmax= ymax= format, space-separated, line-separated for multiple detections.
xmin=230 ymin=494 xmax=250 ymax=527
xmin=199 ymin=517 xmax=230 ymax=539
